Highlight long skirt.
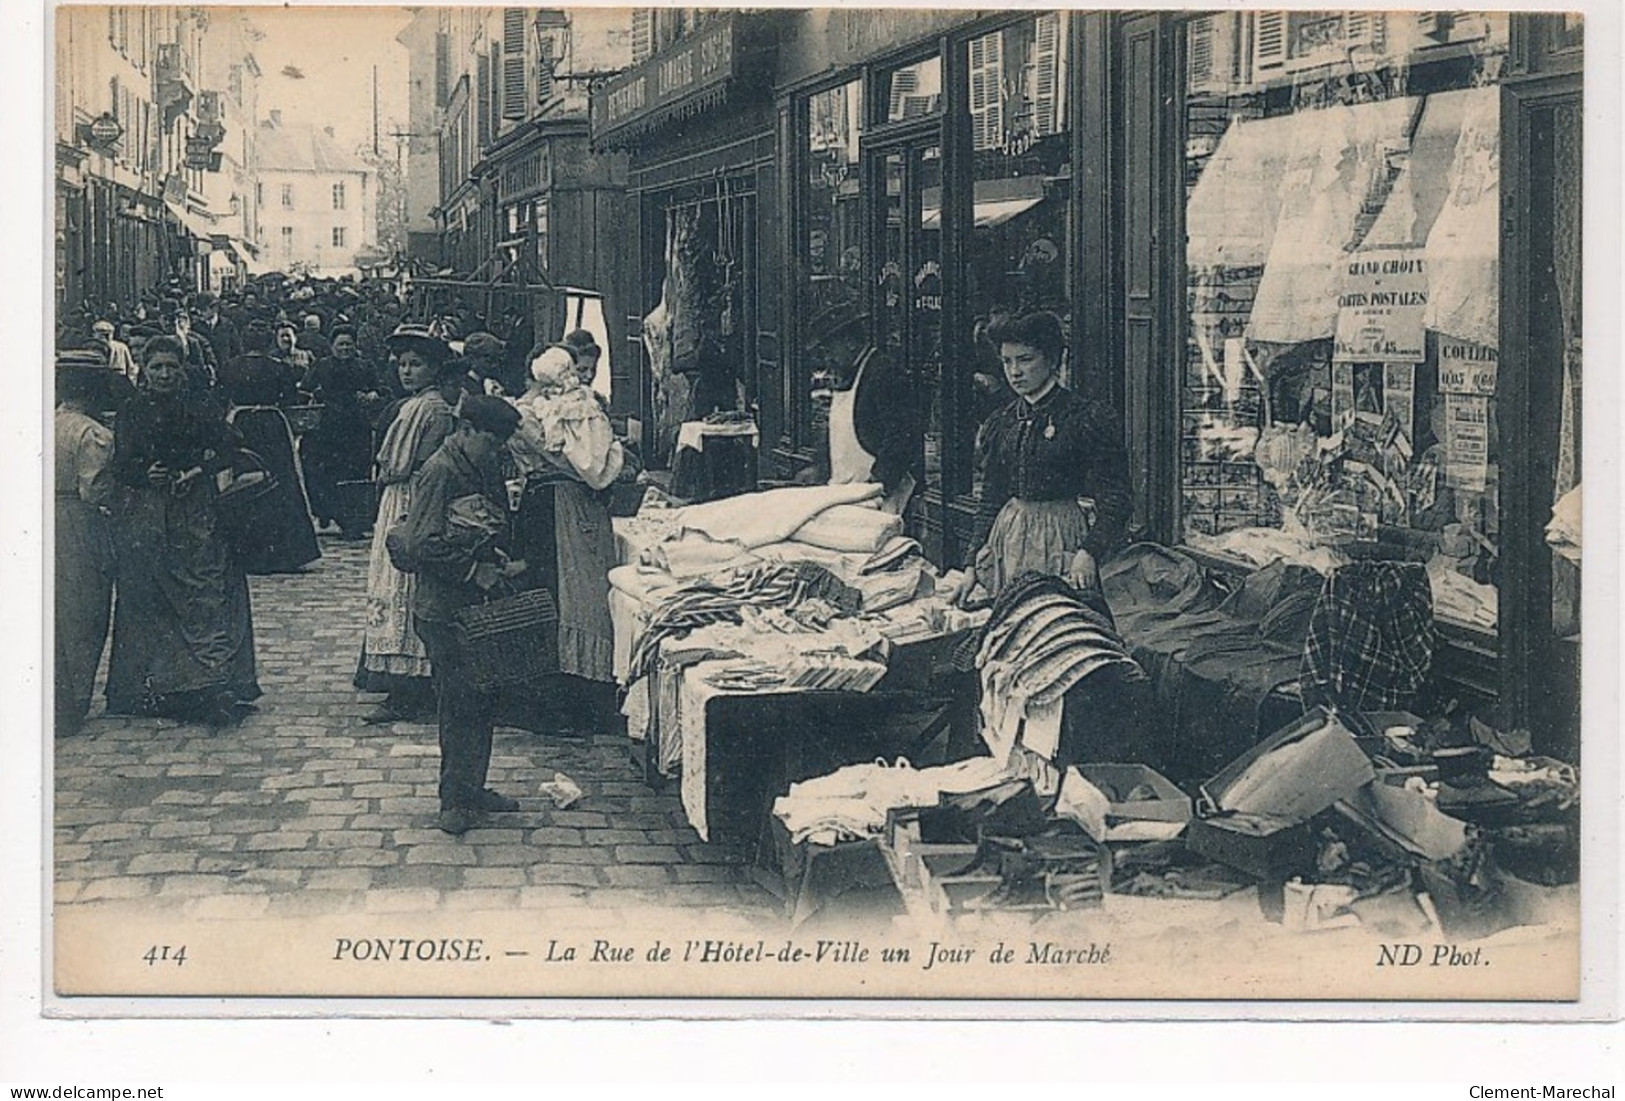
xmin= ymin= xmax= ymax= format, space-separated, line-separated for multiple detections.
xmin=55 ymin=496 xmax=113 ymax=729
xmin=105 ymin=483 xmax=260 ymax=716
xmin=515 ymin=477 xmax=616 ymax=683
xmin=354 ymin=479 xmax=434 ymax=690
xmin=300 ymin=405 xmax=374 ymax=534
xmin=974 ymin=497 xmax=1092 ymax=600
xmin=229 ymin=406 xmax=321 ymax=574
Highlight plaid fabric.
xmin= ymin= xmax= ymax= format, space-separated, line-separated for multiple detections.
xmin=1300 ymin=562 xmax=1434 ymax=711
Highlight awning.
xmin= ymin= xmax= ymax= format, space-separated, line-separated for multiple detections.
xmin=164 ymin=200 xmax=218 ymax=243
xmin=922 ymin=195 xmax=1044 ymax=232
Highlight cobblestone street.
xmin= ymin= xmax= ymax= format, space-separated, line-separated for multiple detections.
xmin=53 ymin=538 xmax=781 ymax=928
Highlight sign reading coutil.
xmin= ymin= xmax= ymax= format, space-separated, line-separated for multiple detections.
xmin=593 ymin=18 xmax=741 ymax=144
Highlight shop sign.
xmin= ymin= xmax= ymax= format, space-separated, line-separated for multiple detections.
xmin=86 ymin=113 xmax=123 ymax=147
xmin=1437 ymin=338 xmax=1498 ymax=396
xmin=185 ymin=138 xmax=217 ymax=169
xmin=594 ymin=18 xmax=737 ymax=143
xmin=1334 ymin=247 xmax=1428 ymax=363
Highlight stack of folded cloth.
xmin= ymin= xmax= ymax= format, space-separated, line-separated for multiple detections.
xmin=772 ymin=756 xmax=1012 ymax=846
xmin=790 ymin=504 xmax=904 ymax=554
xmin=976 ymin=573 xmax=1145 ymax=763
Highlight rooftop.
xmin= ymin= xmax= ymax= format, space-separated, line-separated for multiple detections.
xmin=257 ymin=113 xmax=370 ymax=175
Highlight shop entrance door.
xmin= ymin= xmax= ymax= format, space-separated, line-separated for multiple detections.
xmin=869 ymin=138 xmax=948 ymax=558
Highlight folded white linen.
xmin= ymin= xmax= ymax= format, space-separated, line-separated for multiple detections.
xmin=677 ymin=482 xmax=882 ymax=550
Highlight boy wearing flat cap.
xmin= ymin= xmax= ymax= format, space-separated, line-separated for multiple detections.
xmin=395 ymin=394 xmax=528 ymax=834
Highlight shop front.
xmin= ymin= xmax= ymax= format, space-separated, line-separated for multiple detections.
xmin=1119 ymin=10 xmax=1582 ymax=751
xmin=773 ymin=10 xmax=1102 ymax=567
xmin=592 ymin=11 xmax=781 ymax=473
xmin=579 ymin=9 xmax=1582 ymax=962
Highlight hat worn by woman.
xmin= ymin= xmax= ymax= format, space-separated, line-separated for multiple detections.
xmin=386 ymin=323 xmax=450 ymax=363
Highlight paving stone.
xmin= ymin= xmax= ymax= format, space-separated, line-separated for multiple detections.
xmin=79 ymin=823 xmax=145 ymax=843
xmin=126 ymin=853 xmax=199 ymax=876
xmin=157 ymin=875 xmax=236 ymax=898
xmin=461 ymin=828 xmax=528 ymax=845
xmin=350 ymin=783 xmax=415 ymax=798
xmin=285 ymin=816 xmax=353 ymax=833
xmin=316 ymin=830 xmax=384 ymax=849
xmin=53 ymin=844 xmax=93 ymax=862
xmin=613 ymin=845 xmax=686 ymax=865
xmin=525 ymin=827 xmax=584 ymax=847
xmin=404 ymin=845 xmax=477 ymax=867
xmin=332 ymin=849 xmax=403 ymax=868
xmin=379 ymin=797 xmax=439 ymax=814
xmin=54 ymin=882 xmax=82 ymax=904
xmin=243 ymin=832 xmax=314 ymax=852
xmin=462 ymin=868 xmax=527 ymax=889
xmin=265 ymin=891 xmax=364 ymax=918
xmin=602 ymin=865 xmax=674 ymax=889
xmin=307 ymin=868 xmax=375 ymax=892
xmin=534 ymin=847 xmax=612 ymax=867
xmin=153 ymin=790 xmax=212 ymax=806
xmin=77 ymin=877 xmax=156 ymax=901
xmin=549 ymin=811 xmax=609 ymax=829
xmin=472 ymin=845 xmax=542 ymax=867
xmin=527 ymin=864 xmax=603 ymax=888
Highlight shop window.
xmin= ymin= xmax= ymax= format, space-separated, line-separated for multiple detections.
xmin=962 ymin=14 xmax=1072 ymax=496
xmin=797 ymin=79 xmax=866 ymax=446
xmin=1179 ymin=11 xmax=1510 ymax=634
xmin=884 ymin=56 xmax=943 ymax=123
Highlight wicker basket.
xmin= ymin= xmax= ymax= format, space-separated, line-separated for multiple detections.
xmin=452 ymin=587 xmax=560 ymax=691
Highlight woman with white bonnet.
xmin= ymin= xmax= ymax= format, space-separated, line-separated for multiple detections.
xmin=506 ymin=345 xmax=624 ymax=734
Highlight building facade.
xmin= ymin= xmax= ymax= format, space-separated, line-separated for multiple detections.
xmin=591 ymin=9 xmax=1584 ymax=751
xmin=254 ymin=112 xmax=376 ymax=276
xmin=54 ymin=5 xmax=258 ymax=316
xmin=401 ymin=7 xmax=636 ymax=406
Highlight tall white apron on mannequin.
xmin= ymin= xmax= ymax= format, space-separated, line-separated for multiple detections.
xmin=828 ymin=349 xmax=876 ymax=485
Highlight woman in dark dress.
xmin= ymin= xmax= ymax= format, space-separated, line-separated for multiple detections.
xmin=299 ymin=326 xmax=384 ymax=538
xmin=218 ymin=327 xmax=321 ymax=574
xmin=105 ymin=336 xmax=261 ymax=726
xmin=953 ymin=311 xmax=1133 ymax=607
xmin=54 ymin=350 xmax=116 ymax=735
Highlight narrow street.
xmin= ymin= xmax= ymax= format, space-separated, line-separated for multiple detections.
xmin=52 ymin=538 xmax=780 ymax=927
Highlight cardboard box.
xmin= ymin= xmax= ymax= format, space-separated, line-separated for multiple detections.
xmin=1076 ymin=763 xmax=1193 ymax=825
xmin=1186 ymin=707 xmax=1376 ymax=881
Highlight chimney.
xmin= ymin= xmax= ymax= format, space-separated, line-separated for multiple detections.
xmin=269 ymin=109 xmax=282 ymax=127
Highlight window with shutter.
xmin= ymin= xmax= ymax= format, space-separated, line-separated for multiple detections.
xmin=968 ymin=31 xmax=1003 ymax=151
xmin=1252 ymin=11 xmax=1286 ymax=74
xmin=1188 ymin=16 xmax=1216 ymax=93
xmin=537 ymin=31 xmax=556 ymax=105
xmin=1343 ymin=12 xmax=1387 ymax=53
xmin=502 ymin=9 xmax=527 ymax=120
xmin=435 ymin=32 xmax=450 ymax=107
xmin=631 ymin=10 xmax=654 ymax=64
xmin=1032 ymin=13 xmax=1062 ymax=137
xmin=477 ymin=51 xmax=492 ymax=147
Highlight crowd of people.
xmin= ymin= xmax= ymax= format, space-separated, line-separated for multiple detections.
xmin=54 ymin=275 xmax=639 ymax=809
xmin=55 ymin=268 xmax=1132 ymax=835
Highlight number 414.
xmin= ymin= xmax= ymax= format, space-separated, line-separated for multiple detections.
xmin=143 ymin=945 xmax=186 ymax=967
